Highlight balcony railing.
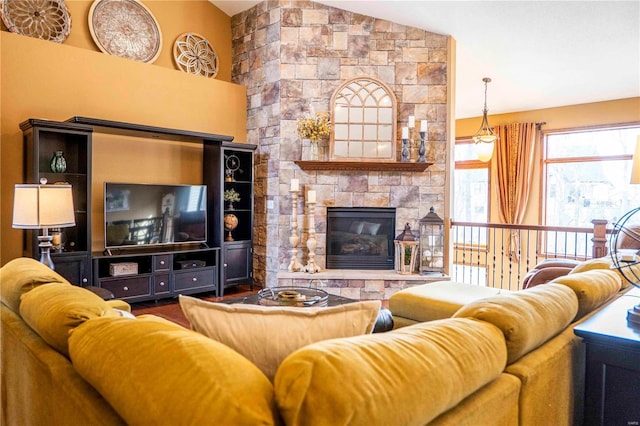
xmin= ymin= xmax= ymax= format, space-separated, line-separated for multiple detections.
xmin=450 ymin=219 xmax=609 ymax=291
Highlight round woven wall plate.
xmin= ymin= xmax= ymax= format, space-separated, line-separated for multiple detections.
xmin=88 ymin=0 xmax=162 ymax=63
xmin=0 ymin=0 xmax=71 ymax=43
xmin=173 ymin=32 xmax=218 ymax=78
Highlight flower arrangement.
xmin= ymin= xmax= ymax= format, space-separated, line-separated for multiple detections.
xmin=223 ymin=189 xmax=241 ymax=203
xmin=296 ymin=111 xmax=331 ymax=142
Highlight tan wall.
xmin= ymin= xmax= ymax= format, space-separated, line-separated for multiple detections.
xmin=1 ymin=28 xmax=247 ymax=265
xmin=1 ymin=0 xmax=232 ymax=82
xmin=455 ymin=97 xmax=640 ymax=224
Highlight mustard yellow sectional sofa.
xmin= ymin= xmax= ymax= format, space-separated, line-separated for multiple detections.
xmin=389 ymin=257 xmax=632 ymax=426
xmin=0 ymin=257 xmax=627 ymax=425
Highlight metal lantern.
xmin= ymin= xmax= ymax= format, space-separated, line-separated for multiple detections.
xmin=394 ymin=223 xmax=419 ymax=275
xmin=419 ymin=207 xmax=445 ymax=275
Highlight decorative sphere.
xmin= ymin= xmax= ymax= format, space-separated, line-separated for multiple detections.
xmin=224 ymin=213 xmax=238 ymax=231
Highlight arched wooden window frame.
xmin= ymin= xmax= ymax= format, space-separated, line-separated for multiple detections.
xmin=330 ymin=76 xmax=397 ymax=162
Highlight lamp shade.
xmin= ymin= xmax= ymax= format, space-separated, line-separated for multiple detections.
xmin=12 ymin=184 xmax=75 ymax=229
xmin=631 ymin=136 xmax=640 ymax=184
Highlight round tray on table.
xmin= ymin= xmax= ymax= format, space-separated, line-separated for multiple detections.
xmin=257 ymin=286 xmax=329 ymax=307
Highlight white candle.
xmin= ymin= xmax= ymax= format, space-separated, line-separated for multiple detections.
xmin=408 ymin=116 xmax=415 ymax=128
xmin=420 ymin=120 xmax=427 ymax=132
xmin=401 ymin=127 xmax=409 ymax=139
xmin=307 ymin=190 xmax=316 ymax=203
xmin=290 ymin=178 xmax=299 ymax=191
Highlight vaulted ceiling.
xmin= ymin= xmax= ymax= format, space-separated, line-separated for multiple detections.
xmin=211 ymin=1 xmax=640 ymax=119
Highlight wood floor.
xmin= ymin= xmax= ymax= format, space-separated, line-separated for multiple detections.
xmin=130 ymin=284 xmax=258 ymax=328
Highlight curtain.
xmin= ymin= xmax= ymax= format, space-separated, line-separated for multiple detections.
xmin=493 ymin=122 xmax=538 ymax=260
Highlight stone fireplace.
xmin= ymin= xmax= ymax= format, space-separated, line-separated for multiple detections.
xmin=326 ymin=207 xmax=395 ymax=270
xmin=231 ymin=1 xmax=451 ymax=299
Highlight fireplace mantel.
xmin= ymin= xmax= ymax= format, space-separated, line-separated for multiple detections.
xmin=294 ymin=161 xmax=432 ymax=172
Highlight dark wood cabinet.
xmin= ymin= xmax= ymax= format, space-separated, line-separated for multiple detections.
xmin=204 ymin=143 xmax=256 ymax=295
xmin=93 ymin=248 xmax=219 ymax=303
xmin=574 ymin=293 xmax=640 ymax=425
xmin=20 ymin=119 xmax=93 ymax=286
xmin=21 ymin=116 xmax=254 ymax=301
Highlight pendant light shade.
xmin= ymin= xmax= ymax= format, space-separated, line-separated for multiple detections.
xmin=473 ymin=77 xmax=498 ymax=162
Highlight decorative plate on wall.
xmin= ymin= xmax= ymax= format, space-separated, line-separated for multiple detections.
xmin=88 ymin=0 xmax=162 ymax=63
xmin=173 ymin=32 xmax=218 ymax=78
xmin=0 ymin=0 xmax=71 ymax=43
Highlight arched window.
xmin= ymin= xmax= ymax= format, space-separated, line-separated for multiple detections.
xmin=330 ymin=76 xmax=397 ymax=161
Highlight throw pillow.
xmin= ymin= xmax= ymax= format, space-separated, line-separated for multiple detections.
xmin=19 ymin=282 xmax=121 ymax=356
xmin=179 ymin=295 xmax=381 ymax=381
xmin=69 ymin=315 xmax=277 ymax=425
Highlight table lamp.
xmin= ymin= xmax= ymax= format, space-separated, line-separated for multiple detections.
xmin=12 ymin=182 xmax=75 ymax=270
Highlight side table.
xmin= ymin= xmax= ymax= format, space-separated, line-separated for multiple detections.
xmin=574 ymin=294 xmax=640 ymax=426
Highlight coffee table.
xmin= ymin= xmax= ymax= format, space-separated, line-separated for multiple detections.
xmin=222 ymin=287 xmax=393 ymax=332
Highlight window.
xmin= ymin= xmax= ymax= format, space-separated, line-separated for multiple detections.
xmin=454 ymin=140 xmax=490 ymax=227
xmin=543 ymin=123 xmax=640 ymax=255
xmin=544 ymin=124 xmax=640 ymax=226
xmin=452 ymin=139 xmax=490 ymax=285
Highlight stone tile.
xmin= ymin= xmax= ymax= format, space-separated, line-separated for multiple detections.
xmin=418 ymin=63 xmax=446 ymax=85
xmin=329 ymin=8 xmax=350 ymax=24
xmin=281 ymin=44 xmax=307 ymax=64
xmin=299 ymin=26 xmax=323 ymax=45
xmin=395 ymin=63 xmax=417 ymax=84
xmin=402 ymin=47 xmax=429 ymax=63
xmin=369 ymin=51 xmax=388 ymax=65
xmin=402 ymin=85 xmax=429 ymax=103
xmin=318 ymin=57 xmax=340 ymax=79
xmin=348 ymin=35 xmax=370 ymax=58
xmin=282 ymin=8 xmax=302 ymax=26
xmin=332 ymin=31 xmax=348 ymax=51
xmin=428 ymin=85 xmax=447 ymax=103
xmin=295 ymin=64 xmax=318 ymax=79
xmin=302 ymin=9 xmax=328 ymax=25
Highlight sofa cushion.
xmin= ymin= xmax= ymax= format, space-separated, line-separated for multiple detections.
xmin=179 ymin=295 xmax=380 ymax=381
xmin=274 ymin=318 xmax=507 ymax=425
xmin=0 ymin=257 xmax=69 ymax=313
xmin=570 ymin=257 xmax=634 ymax=289
xmin=68 ymin=315 xmax=277 ymax=425
xmin=19 ymin=282 xmax=121 ymax=356
xmin=389 ymin=281 xmax=509 ymax=323
xmin=453 ymin=283 xmax=578 ymax=364
xmin=551 ymin=269 xmax=621 ymax=320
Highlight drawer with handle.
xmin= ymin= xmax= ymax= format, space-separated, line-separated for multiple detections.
xmin=100 ymin=276 xmax=151 ymax=299
xmin=174 ymin=268 xmax=215 ymax=291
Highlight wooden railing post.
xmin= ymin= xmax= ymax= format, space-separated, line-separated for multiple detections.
xmin=591 ymin=219 xmax=608 ymax=258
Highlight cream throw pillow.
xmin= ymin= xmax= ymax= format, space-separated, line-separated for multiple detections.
xmin=179 ymin=295 xmax=381 ymax=381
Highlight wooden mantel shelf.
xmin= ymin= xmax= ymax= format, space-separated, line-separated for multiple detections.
xmin=294 ymin=160 xmax=432 ymax=172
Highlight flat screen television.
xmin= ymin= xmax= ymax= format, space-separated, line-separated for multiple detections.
xmin=104 ymin=182 xmax=207 ymax=250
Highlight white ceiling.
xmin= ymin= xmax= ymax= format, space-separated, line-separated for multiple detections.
xmin=211 ymin=1 xmax=640 ymax=119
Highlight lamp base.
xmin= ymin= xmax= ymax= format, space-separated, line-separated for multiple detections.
xmin=38 ymin=234 xmax=55 ymax=270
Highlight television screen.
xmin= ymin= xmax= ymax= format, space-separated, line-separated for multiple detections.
xmin=104 ymin=182 xmax=207 ymax=249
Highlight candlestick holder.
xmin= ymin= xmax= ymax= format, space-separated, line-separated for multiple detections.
xmin=288 ymin=189 xmax=304 ymax=272
xmin=303 ymin=199 xmax=321 ymax=274
xmin=401 ymin=137 xmax=410 ymax=162
xmin=418 ymin=131 xmax=426 ymax=162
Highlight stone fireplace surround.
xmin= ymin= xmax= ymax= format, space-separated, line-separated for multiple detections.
xmin=231 ymin=1 xmax=450 ymax=299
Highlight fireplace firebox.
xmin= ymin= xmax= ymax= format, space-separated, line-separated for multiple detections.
xmin=326 ymin=207 xmax=396 ymax=270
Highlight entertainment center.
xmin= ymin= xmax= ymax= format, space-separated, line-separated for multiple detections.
xmin=20 ymin=117 xmax=256 ymax=301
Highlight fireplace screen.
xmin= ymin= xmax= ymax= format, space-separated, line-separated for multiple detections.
xmin=326 ymin=207 xmax=396 ymax=270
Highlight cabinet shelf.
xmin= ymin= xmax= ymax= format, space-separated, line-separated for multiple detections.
xmin=294 ymin=160 xmax=432 ymax=172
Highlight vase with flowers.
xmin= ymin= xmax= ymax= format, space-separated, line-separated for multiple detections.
xmin=296 ymin=111 xmax=331 ymax=161
xmin=224 ymin=188 xmax=241 ymax=210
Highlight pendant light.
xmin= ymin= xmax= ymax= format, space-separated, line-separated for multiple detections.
xmin=473 ymin=77 xmax=498 ymax=162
